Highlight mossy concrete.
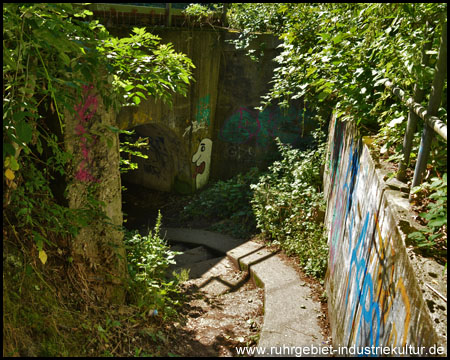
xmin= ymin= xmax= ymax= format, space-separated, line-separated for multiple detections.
xmin=64 ymin=84 xmax=127 ymax=304
xmin=118 ymin=28 xmax=221 ymax=193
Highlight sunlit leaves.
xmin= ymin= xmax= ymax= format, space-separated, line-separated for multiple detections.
xmin=228 ymin=2 xmax=446 ymax=138
xmin=99 ymin=28 xmax=194 ymax=107
xmin=3 ymin=4 xmax=195 ymax=269
xmin=5 ymin=169 xmax=15 ymax=180
xmin=251 ymin=138 xmax=328 ymax=279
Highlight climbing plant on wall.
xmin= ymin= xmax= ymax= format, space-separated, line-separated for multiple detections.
xmin=225 ymin=3 xmax=446 ymax=129
xmin=3 ymin=3 xmax=194 ymax=257
xmin=4 ymin=2 xmax=196 ymax=355
xmin=224 ymin=2 xmax=447 ymax=254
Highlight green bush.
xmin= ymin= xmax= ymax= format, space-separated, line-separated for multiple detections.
xmin=409 ymin=173 xmax=447 ymax=252
xmin=181 ymin=167 xmax=261 ymax=238
xmin=251 ymin=137 xmax=328 ymax=279
xmin=124 ymin=212 xmax=183 ymax=319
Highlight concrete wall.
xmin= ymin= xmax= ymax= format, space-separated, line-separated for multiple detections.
xmin=211 ymin=32 xmax=317 ymax=180
xmin=323 ymin=115 xmax=447 ymax=354
xmin=64 ymin=83 xmax=126 ymax=303
xmin=117 ymin=28 xmax=318 ymax=192
xmin=118 ymin=28 xmax=221 ymax=193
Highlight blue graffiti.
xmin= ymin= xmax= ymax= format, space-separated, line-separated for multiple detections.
xmin=345 ymin=212 xmax=382 ymax=349
xmin=328 ymin=129 xmax=384 ymax=349
xmin=329 ymin=138 xmax=361 ymax=272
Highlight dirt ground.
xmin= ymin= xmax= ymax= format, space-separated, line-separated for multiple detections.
xmin=163 ymin=257 xmax=265 ymax=356
xmin=158 ymin=242 xmax=331 ymax=357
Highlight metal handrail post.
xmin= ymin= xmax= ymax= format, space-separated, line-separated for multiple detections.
xmin=411 ymin=20 xmax=447 ymax=194
xmin=397 ymin=29 xmax=433 ymax=181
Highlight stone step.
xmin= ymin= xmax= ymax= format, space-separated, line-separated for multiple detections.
xmin=172 ymin=256 xmax=226 ymax=280
xmin=172 ymin=245 xmax=217 ymax=267
xmin=227 ymin=241 xmax=324 ymax=351
xmin=170 ymin=243 xmax=190 ymax=253
xmin=162 ymin=228 xmax=245 ymax=254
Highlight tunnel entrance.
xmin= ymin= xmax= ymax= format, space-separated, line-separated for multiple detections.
xmin=120 ymin=123 xmax=200 ymax=233
xmin=121 ymin=123 xmax=193 ymax=194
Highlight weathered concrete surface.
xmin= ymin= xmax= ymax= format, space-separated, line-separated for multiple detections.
xmin=117 ymin=28 xmax=319 ymax=192
xmin=227 ymin=241 xmax=324 ymax=354
xmin=64 ymin=84 xmax=126 ymax=304
xmin=122 ymin=123 xmax=191 ymax=192
xmin=323 ymin=115 xmax=447 ymax=354
xmin=118 ymin=29 xmax=221 ymax=193
xmin=171 ymin=245 xmax=217 ymax=268
xmin=163 ymin=228 xmax=325 ymax=356
xmin=212 ymin=32 xmax=318 ymax=181
xmin=162 ymin=228 xmax=245 ymax=254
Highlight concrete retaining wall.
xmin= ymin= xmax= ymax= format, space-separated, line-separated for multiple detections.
xmin=212 ymin=31 xmax=317 ymax=180
xmin=117 ymin=28 xmax=318 ymax=192
xmin=323 ymin=115 xmax=447 ymax=354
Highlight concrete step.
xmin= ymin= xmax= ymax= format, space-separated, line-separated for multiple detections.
xmin=172 ymin=256 xmax=226 ymax=280
xmin=172 ymin=245 xmax=216 ymax=267
xmin=170 ymin=243 xmax=190 ymax=253
xmin=162 ymin=228 xmax=245 ymax=254
xmin=227 ymin=241 xmax=324 ymax=352
xmin=167 ymin=243 xmax=223 ymax=280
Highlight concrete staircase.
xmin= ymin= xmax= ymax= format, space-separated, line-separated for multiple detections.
xmin=168 ymin=243 xmax=225 ymax=279
xmin=163 ymin=228 xmax=327 ymax=356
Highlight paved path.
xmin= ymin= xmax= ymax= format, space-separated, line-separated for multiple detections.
xmin=162 ymin=228 xmax=326 ymax=356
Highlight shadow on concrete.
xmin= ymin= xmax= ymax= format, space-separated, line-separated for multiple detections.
xmin=195 ymin=246 xmax=281 ymax=294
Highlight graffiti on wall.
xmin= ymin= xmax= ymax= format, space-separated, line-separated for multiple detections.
xmin=74 ymin=84 xmax=100 ymax=183
xmin=226 ymin=144 xmax=255 ymax=161
xmin=326 ymin=119 xmax=413 ymax=350
xmin=196 ymin=95 xmax=211 ymax=126
xmin=219 ymin=106 xmax=313 ymax=147
xmin=183 ymin=95 xmax=211 ymax=137
xmin=342 ymin=210 xmax=411 ymax=349
xmin=192 ymin=138 xmax=212 ymax=189
xmin=328 ymin=136 xmax=361 ymax=275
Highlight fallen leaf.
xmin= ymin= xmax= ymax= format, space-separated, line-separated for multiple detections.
xmin=5 ymin=168 xmax=15 ymax=180
xmin=39 ymin=250 xmax=48 ymax=264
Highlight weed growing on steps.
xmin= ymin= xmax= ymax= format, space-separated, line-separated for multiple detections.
xmin=251 ymin=137 xmax=328 ymax=279
xmin=124 ymin=211 xmax=186 ymax=320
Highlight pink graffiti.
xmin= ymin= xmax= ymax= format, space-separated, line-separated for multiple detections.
xmin=74 ymin=85 xmax=100 ymax=183
xmin=75 ymin=85 xmax=98 ymax=123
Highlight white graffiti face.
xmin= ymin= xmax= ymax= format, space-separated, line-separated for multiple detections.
xmin=192 ymin=138 xmax=212 ymax=189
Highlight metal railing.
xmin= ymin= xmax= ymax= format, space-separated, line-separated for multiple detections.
xmin=383 ymin=20 xmax=447 ymax=200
